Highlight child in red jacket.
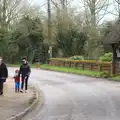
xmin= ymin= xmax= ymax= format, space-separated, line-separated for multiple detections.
xmin=13 ymin=69 xmax=20 ymax=92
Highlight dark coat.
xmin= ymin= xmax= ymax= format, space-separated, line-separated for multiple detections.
xmin=0 ymin=63 xmax=8 ymax=81
xmin=19 ymin=63 xmax=31 ymax=76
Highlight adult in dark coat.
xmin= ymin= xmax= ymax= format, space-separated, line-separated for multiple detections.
xmin=19 ymin=56 xmax=31 ymax=93
xmin=0 ymin=57 xmax=8 ymax=95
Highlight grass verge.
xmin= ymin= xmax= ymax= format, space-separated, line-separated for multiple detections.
xmin=112 ymin=76 xmax=120 ymax=81
xmin=40 ymin=64 xmax=108 ymax=78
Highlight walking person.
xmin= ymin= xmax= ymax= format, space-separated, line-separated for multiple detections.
xmin=13 ymin=69 xmax=20 ymax=92
xmin=0 ymin=57 xmax=8 ymax=96
xmin=19 ymin=56 xmax=31 ymax=93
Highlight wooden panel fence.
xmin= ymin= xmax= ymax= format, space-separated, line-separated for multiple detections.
xmin=48 ymin=59 xmax=112 ymax=74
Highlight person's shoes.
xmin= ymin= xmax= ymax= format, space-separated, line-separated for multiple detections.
xmin=18 ymin=88 xmax=20 ymax=92
xmin=0 ymin=92 xmax=3 ymax=95
xmin=20 ymin=90 xmax=23 ymax=93
xmin=0 ymin=92 xmax=4 ymax=97
xmin=25 ymin=90 xmax=27 ymax=93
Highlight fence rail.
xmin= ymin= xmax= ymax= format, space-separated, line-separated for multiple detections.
xmin=48 ymin=59 xmax=112 ymax=74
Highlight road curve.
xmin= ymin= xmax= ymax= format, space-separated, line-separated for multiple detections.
xmin=9 ymin=68 xmax=120 ymax=120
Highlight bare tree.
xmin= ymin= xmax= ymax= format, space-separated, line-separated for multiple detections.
xmin=76 ymin=0 xmax=110 ymax=59
xmin=113 ymin=0 xmax=120 ymax=18
xmin=51 ymin=0 xmax=73 ymax=11
xmin=115 ymin=0 xmax=120 ymax=4
xmin=80 ymin=0 xmax=110 ymax=29
xmin=0 ymin=0 xmax=32 ymax=30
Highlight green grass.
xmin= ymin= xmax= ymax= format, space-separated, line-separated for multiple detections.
xmin=112 ymin=76 xmax=120 ymax=81
xmin=8 ymin=64 xmax=20 ymax=67
xmin=40 ymin=64 xmax=108 ymax=78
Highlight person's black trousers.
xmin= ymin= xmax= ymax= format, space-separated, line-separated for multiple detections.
xmin=0 ymin=79 xmax=4 ymax=95
xmin=21 ymin=75 xmax=29 ymax=90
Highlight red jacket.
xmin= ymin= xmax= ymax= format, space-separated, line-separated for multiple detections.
xmin=14 ymin=76 xmax=20 ymax=82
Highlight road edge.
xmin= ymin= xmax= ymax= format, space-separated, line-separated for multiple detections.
xmin=8 ymin=86 xmax=41 ymax=120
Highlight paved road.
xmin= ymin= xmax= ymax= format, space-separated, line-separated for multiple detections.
xmin=9 ymin=68 xmax=120 ymax=120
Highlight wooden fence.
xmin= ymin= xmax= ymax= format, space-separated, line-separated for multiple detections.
xmin=48 ymin=59 xmax=112 ymax=74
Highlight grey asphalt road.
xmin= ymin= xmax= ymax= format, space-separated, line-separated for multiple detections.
xmin=9 ymin=68 xmax=120 ymax=120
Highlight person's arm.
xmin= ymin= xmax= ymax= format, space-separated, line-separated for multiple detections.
xmin=27 ymin=64 xmax=31 ymax=76
xmin=18 ymin=65 xmax=22 ymax=77
xmin=29 ymin=65 xmax=31 ymax=73
xmin=4 ymin=64 xmax=8 ymax=78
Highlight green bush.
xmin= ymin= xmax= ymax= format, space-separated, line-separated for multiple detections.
xmin=112 ymin=76 xmax=120 ymax=81
xmin=100 ymin=52 xmax=112 ymax=62
xmin=98 ymin=72 xmax=109 ymax=78
xmin=70 ymin=55 xmax=84 ymax=60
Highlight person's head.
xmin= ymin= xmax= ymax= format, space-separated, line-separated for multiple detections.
xmin=0 ymin=57 xmax=3 ymax=64
xmin=15 ymin=69 xmax=19 ymax=73
xmin=22 ymin=56 xmax=27 ymax=64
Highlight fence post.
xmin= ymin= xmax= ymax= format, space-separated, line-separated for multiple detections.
xmin=111 ymin=62 xmax=116 ymax=75
xmin=82 ymin=63 xmax=84 ymax=70
xmin=90 ymin=64 xmax=93 ymax=70
xmin=99 ymin=64 xmax=102 ymax=72
xmin=75 ymin=62 xmax=78 ymax=68
xmin=69 ymin=61 xmax=71 ymax=68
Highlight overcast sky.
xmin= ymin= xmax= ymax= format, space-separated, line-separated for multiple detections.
xmin=33 ymin=0 xmax=117 ymax=22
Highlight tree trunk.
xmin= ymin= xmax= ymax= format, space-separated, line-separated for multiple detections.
xmin=2 ymin=0 xmax=7 ymax=31
xmin=90 ymin=0 xmax=96 ymax=31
